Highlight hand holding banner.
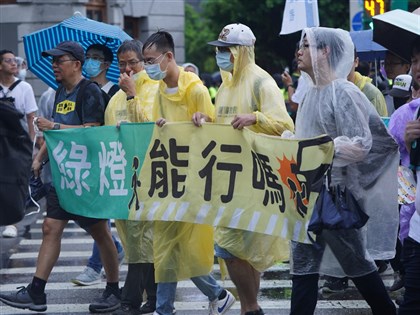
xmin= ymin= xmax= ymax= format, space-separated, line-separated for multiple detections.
xmin=44 ymin=122 xmax=333 ymax=243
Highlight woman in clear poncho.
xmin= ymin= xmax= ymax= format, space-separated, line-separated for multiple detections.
xmin=289 ymin=27 xmax=398 ymax=315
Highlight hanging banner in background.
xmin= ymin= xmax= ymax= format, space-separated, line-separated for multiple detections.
xmin=280 ymin=0 xmax=320 ymax=35
xmin=45 ymin=123 xmax=333 ymax=243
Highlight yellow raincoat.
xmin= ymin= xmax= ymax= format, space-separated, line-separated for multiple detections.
xmin=353 ymin=71 xmax=388 ymax=117
xmin=214 ymin=45 xmax=294 ymax=272
xmin=152 ymin=67 xmax=215 ymax=282
xmin=105 ymin=70 xmax=159 ymax=263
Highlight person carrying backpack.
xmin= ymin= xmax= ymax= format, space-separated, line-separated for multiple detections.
xmin=0 ymin=99 xmax=32 ymax=227
xmin=0 ymin=41 xmax=121 ymax=313
xmin=0 ymin=49 xmax=38 ymax=238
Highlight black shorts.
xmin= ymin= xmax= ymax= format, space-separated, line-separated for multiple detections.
xmin=47 ymin=187 xmax=104 ymax=230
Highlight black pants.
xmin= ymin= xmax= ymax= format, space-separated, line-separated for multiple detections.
xmin=121 ymin=263 xmax=157 ymax=308
xmin=290 ymin=271 xmax=396 ymax=315
xmin=399 ymin=237 xmax=420 ymax=315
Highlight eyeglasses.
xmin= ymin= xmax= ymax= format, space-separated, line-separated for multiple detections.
xmin=216 ymin=47 xmax=231 ymax=53
xmin=144 ymin=53 xmax=167 ymax=66
xmin=2 ymin=58 xmax=18 ymax=64
xmin=118 ymin=60 xmax=143 ymax=69
xmin=52 ymin=57 xmax=77 ymax=65
xmin=299 ymin=44 xmax=310 ymax=50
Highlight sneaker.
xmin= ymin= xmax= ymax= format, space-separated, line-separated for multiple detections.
xmin=0 ymin=284 xmax=47 ymax=312
xmin=389 ymin=272 xmax=404 ymax=291
xmin=112 ymin=303 xmax=141 ymax=315
xmin=89 ymin=285 xmax=121 ymax=313
xmin=321 ymin=277 xmax=349 ymax=293
xmin=208 ymin=290 xmax=236 ymax=315
xmin=71 ymin=266 xmax=101 ymax=286
xmin=101 ymin=248 xmax=125 ymax=280
xmin=139 ymin=300 xmax=156 ymax=314
xmin=245 ymin=308 xmax=265 ymax=315
xmin=376 ymin=261 xmax=389 ymax=274
xmin=395 ymin=293 xmax=404 ymax=306
xmin=2 ymin=225 xmax=17 ymax=238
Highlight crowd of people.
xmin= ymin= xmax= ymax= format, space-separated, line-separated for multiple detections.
xmin=0 ymin=16 xmax=419 ymax=315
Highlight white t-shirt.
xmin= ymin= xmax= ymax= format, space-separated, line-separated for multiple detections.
xmin=0 ymin=78 xmax=38 ymax=132
xmin=291 ymin=76 xmax=308 ymax=105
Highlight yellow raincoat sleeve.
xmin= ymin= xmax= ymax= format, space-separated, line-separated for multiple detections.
xmin=253 ymin=79 xmax=294 ymax=135
xmin=189 ymin=83 xmax=215 ymax=121
xmin=126 ymin=71 xmax=159 ymax=123
xmin=105 ymin=89 xmax=128 ymax=126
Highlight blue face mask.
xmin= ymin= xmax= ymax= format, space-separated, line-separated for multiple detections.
xmin=83 ymin=58 xmax=103 ymax=78
xmin=216 ymin=52 xmax=233 ymax=72
xmin=144 ymin=62 xmax=167 ymax=81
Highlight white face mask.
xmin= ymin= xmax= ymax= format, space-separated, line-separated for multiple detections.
xmin=17 ymin=69 xmax=27 ymax=81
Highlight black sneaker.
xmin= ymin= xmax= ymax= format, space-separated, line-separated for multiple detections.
xmin=321 ymin=277 xmax=349 ymax=293
xmin=0 ymin=284 xmax=47 ymax=312
xmin=389 ymin=272 xmax=404 ymax=291
xmin=112 ymin=303 xmax=141 ymax=315
xmin=139 ymin=300 xmax=156 ymax=314
xmin=89 ymin=285 xmax=121 ymax=313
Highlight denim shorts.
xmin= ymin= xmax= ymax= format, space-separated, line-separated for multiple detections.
xmin=47 ymin=187 xmax=104 ymax=230
xmin=214 ymin=243 xmax=236 ymax=260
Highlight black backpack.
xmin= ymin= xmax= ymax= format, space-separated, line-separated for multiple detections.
xmin=54 ymin=79 xmax=111 ymax=123
xmin=0 ymin=79 xmax=22 ymax=106
xmin=0 ymin=99 xmax=32 ymax=225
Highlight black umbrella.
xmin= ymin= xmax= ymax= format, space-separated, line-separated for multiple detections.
xmin=372 ymin=9 xmax=420 ymax=62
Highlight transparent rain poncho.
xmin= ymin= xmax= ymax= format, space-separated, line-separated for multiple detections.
xmin=214 ymin=45 xmax=294 ymax=271
xmin=105 ymin=70 xmax=159 ymax=264
xmin=291 ymin=27 xmax=399 ymax=277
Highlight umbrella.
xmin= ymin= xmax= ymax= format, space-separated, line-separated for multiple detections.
xmin=349 ymin=29 xmax=386 ymax=61
xmin=23 ymin=12 xmax=132 ymax=89
xmin=373 ymin=9 xmax=420 ymax=62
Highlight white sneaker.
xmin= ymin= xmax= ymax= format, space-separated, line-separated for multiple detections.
xmin=2 ymin=225 xmax=17 ymax=238
xmin=208 ymin=290 xmax=235 ymax=315
xmin=71 ymin=266 xmax=101 ymax=286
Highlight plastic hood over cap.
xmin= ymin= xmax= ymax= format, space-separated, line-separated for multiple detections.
xmin=301 ymin=27 xmax=354 ymax=87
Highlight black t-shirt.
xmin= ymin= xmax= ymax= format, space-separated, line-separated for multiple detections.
xmin=53 ymin=79 xmax=105 ymax=125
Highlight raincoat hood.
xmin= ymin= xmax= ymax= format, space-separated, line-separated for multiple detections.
xmin=220 ymin=45 xmax=256 ymax=87
xmin=301 ymin=27 xmax=354 ymax=87
xmin=158 ymin=66 xmax=202 ymax=102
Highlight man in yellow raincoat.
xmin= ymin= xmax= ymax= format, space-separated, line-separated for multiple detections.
xmin=141 ymin=31 xmax=235 ymax=315
xmin=104 ymin=39 xmax=160 ymax=315
xmin=347 ymin=51 xmax=388 ymax=117
xmin=193 ymin=23 xmax=294 ymax=315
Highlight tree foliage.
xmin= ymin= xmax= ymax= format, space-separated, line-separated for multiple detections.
xmin=185 ymin=0 xmax=352 ymax=74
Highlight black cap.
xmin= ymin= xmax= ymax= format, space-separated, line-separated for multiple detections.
xmin=42 ymin=41 xmax=85 ymax=64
